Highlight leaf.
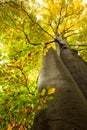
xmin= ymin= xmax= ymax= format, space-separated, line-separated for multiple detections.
xmin=37 ymin=105 xmax=42 ymax=110
xmin=47 ymin=87 xmax=56 ymax=95
xmin=40 ymin=88 xmax=46 ymax=96
xmin=20 ymin=125 xmax=25 ymax=130
xmin=10 ymin=120 xmax=16 ymax=126
xmin=46 ymin=96 xmax=54 ymax=101
xmin=40 ymin=98 xmax=46 ymax=104
xmin=25 ymin=106 xmax=31 ymax=113
xmin=41 ymin=104 xmax=47 ymax=109
xmin=7 ymin=126 xmax=12 ymax=130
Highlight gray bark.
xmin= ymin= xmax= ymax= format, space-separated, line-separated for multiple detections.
xmin=32 ymin=47 xmax=87 ymax=130
xmin=60 ymin=45 xmax=87 ymax=99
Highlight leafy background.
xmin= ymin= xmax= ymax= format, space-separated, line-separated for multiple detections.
xmin=0 ymin=0 xmax=87 ymax=129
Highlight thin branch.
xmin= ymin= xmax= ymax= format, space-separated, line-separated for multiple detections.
xmin=22 ymin=20 xmax=55 ymax=46
xmin=75 ymin=49 xmax=87 ymax=51
xmin=64 ymin=29 xmax=75 ymax=34
xmin=55 ymin=4 xmax=69 ymax=33
xmin=70 ymin=45 xmax=87 ymax=46
xmin=56 ymin=6 xmax=63 ymax=33
xmin=28 ymin=40 xmax=55 ymax=46
xmin=58 ymin=11 xmax=81 ymax=32
xmin=27 ymin=40 xmax=55 ymax=46
xmin=59 ymin=24 xmax=74 ymax=37
xmin=50 ymin=23 xmax=55 ymax=33
xmin=55 ymin=4 xmax=82 ymax=35
xmin=19 ymin=1 xmax=54 ymax=39
xmin=61 ymin=29 xmax=75 ymax=38
xmin=7 ymin=64 xmax=32 ymax=94
xmin=65 ymin=9 xmax=82 ymax=18
xmin=2 ymin=0 xmax=54 ymax=39
xmin=22 ymin=22 xmax=40 ymax=46
xmin=43 ymin=22 xmax=55 ymax=33
xmin=64 ymin=24 xmax=74 ymax=31
xmin=65 ymin=32 xmax=79 ymax=38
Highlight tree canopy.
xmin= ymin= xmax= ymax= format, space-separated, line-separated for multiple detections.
xmin=0 ymin=0 xmax=87 ymax=129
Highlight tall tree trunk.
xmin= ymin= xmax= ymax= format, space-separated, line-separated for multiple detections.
xmin=60 ymin=45 xmax=87 ymax=99
xmin=32 ymin=47 xmax=87 ymax=130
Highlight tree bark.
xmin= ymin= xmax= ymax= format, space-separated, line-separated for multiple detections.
xmin=32 ymin=47 xmax=87 ymax=130
xmin=60 ymin=45 xmax=87 ymax=99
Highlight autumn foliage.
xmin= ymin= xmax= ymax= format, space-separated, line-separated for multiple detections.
xmin=0 ymin=0 xmax=87 ymax=129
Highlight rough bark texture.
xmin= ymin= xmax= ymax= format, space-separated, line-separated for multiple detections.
xmin=32 ymin=47 xmax=87 ymax=130
xmin=60 ymin=45 xmax=87 ymax=99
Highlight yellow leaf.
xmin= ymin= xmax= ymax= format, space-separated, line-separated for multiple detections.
xmin=42 ymin=99 xmax=46 ymax=103
xmin=37 ymin=105 xmax=42 ymax=110
xmin=46 ymin=44 xmax=51 ymax=49
xmin=40 ymin=89 xmax=46 ymax=96
xmin=48 ymin=87 xmax=56 ymax=95
xmin=7 ymin=126 xmax=12 ymax=130
xmin=40 ymin=98 xmax=46 ymax=104
xmin=24 ymin=118 xmax=27 ymax=121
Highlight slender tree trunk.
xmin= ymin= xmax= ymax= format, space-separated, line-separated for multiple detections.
xmin=60 ymin=45 xmax=87 ymax=99
xmin=32 ymin=47 xmax=87 ymax=130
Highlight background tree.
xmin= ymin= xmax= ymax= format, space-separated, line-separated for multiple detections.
xmin=0 ymin=0 xmax=87 ymax=129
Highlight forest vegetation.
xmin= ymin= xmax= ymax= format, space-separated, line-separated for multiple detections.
xmin=0 ymin=0 xmax=87 ymax=129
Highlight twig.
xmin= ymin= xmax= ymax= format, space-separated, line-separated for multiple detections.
xmin=56 ymin=6 xmax=63 ymax=33
xmin=65 ymin=32 xmax=79 ymax=38
xmin=70 ymin=44 xmax=87 ymax=46
xmin=59 ymin=24 xmax=74 ymax=37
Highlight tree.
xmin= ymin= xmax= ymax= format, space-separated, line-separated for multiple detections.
xmin=32 ymin=47 xmax=87 ymax=130
xmin=0 ymin=0 xmax=87 ymax=129
xmin=60 ymin=44 xmax=87 ymax=99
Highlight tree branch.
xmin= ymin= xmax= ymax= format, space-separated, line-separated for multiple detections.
xmin=2 ymin=0 xmax=54 ymax=39
xmin=59 ymin=24 xmax=74 ymax=37
xmin=20 ymin=1 xmax=54 ymax=39
xmin=43 ymin=22 xmax=55 ymax=33
xmin=22 ymin=20 xmax=55 ymax=46
xmin=55 ymin=4 xmax=82 ymax=36
xmin=56 ymin=6 xmax=63 ymax=33
xmin=70 ymin=44 xmax=87 ymax=46
xmin=65 ymin=32 xmax=79 ymax=38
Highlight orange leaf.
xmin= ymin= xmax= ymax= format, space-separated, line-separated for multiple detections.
xmin=25 ymin=106 xmax=31 ymax=113
xmin=48 ymin=87 xmax=56 ymax=95
xmin=20 ymin=125 xmax=25 ymax=130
